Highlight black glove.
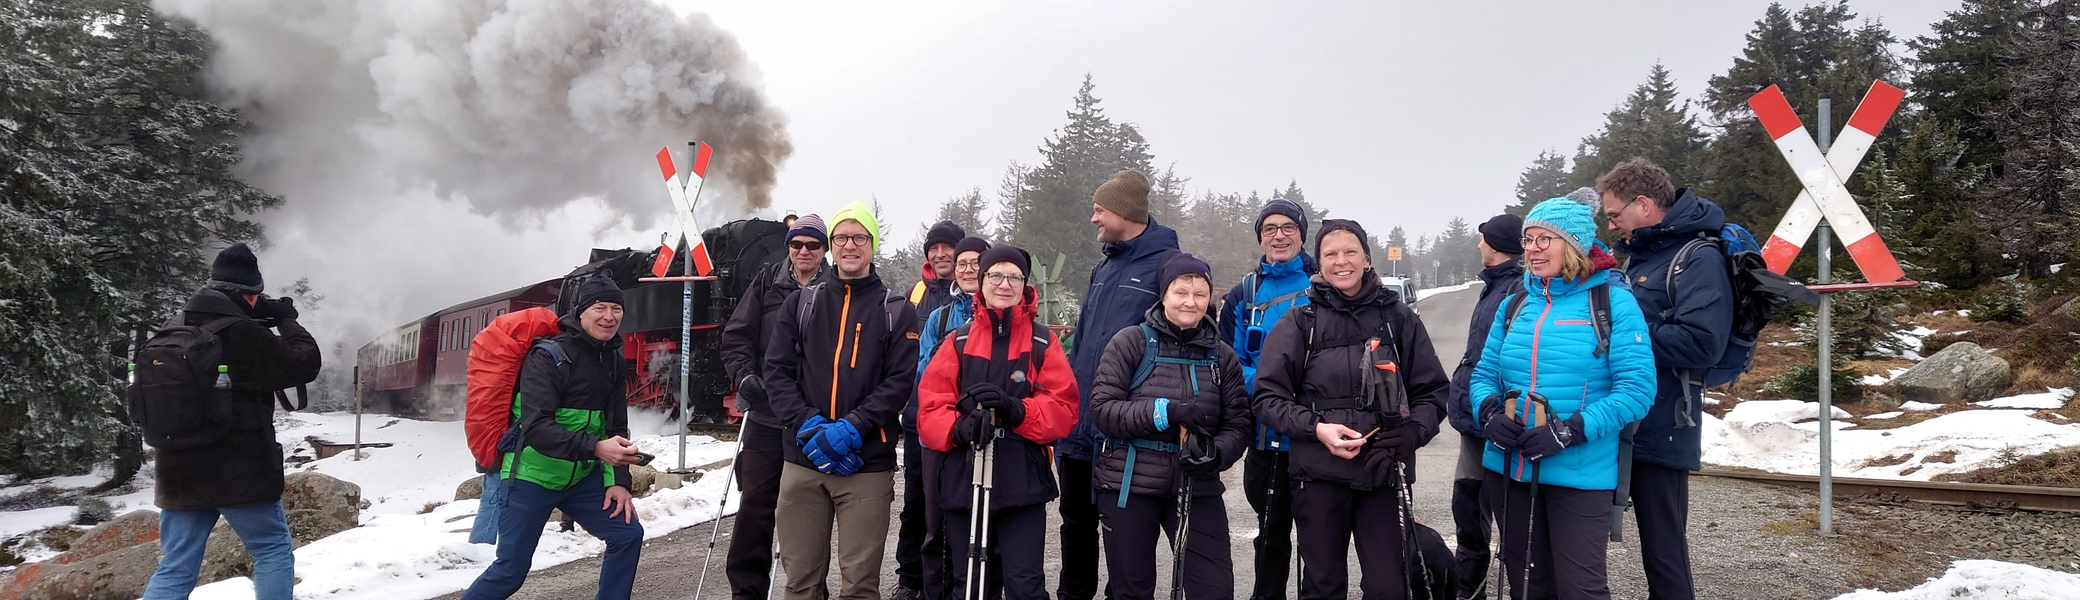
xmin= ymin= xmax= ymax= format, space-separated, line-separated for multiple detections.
xmin=1484 ymin=411 xmax=1525 ymax=454
xmin=1179 ymin=430 xmax=1220 ymax=478
xmin=979 ymin=394 xmax=1025 ymax=428
xmin=1369 ymin=418 xmax=1427 ymax=464
xmin=1169 ymin=397 xmax=1219 ymax=431
xmin=1518 ymin=413 xmax=1586 ymax=462
xmin=951 ymin=410 xmax=992 ymax=449
xmin=962 ymin=384 xmax=1004 ymax=415
xmin=738 ymin=374 xmax=765 ymax=398
xmin=1477 ymin=390 xmax=1517 ymax=431
xmin=251 ymin=296 xmax=298 ymax=326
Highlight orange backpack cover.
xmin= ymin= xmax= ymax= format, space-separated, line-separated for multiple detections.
xmin=465 ymin=307 xmax=562 ymax=471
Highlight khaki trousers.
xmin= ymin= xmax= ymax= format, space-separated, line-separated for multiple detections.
xmin=777 ymin=462 xmax=895 ymax=600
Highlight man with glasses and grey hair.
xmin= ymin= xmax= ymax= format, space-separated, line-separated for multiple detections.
xmin=1216 ymin=198 xmax=1316 ymax=600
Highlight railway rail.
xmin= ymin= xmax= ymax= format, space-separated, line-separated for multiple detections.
xmin=1697 ymin=468 xmax=2080 ymax=513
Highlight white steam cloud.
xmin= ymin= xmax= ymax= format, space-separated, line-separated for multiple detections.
xmin=150 ymin=0 xmax=792 ymax=362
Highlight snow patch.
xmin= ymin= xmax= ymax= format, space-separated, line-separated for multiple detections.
xmin=0 ymin=506 xmax=75 ymax=541
xmin=1417 ymin=280 xmax=1480 ymax=301
xmin=1704 ymin=398 xmax=2080 ymax=480
xmin=1975 ymin=388 xmax=2073 ymax=410
xmin=1832 ymin=559 xmax=2080 ymax=599
xmin=1865 ymin=412 xmax=1903 ymax=420
xmin=1900 ymin=401 xmax=1944 ymax=412
xmin=1885 ymin=326 xmax=1938 ymax=360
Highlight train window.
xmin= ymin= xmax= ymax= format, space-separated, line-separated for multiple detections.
xmin=463 ymin=317 xmax=472 ymax=348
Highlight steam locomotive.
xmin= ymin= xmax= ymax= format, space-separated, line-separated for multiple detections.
xmin=354 ymin=217 xmax=791 ymax=422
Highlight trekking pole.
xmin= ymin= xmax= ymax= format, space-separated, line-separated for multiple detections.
xmin=965 ymin=415 xmax=999 ymax=600
xmin=1170 ymin=428 xmax=1194 ymax=600
xmin=1397 ymin=462 xmax=1431 ymax=598
xmin=1519 ymin=394 xmax=1552 ymax=600
xmin=694 ymin=411 xmax=752 ymax=600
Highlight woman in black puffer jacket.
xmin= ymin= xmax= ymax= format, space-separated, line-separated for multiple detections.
xmin=1253 ymin=220 xmax=1451 ymax=600
xmin=1088 ymin=253 xmax=1251 ymax=600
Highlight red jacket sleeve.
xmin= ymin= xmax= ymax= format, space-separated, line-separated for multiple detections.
xmin=1011 ymin=329 xmax=1080 ymax=445
xmin=917 ymin=338 xmax=965 ymax=452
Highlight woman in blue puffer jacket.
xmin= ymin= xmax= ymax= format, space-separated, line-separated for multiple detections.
xmin=1470 ymin=197 xmax=1656 ymax=600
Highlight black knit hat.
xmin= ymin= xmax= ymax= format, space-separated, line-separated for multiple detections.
xmin=206 ymin=243 xmax=265 ymax=294
xmin=573 ymin=274 xmax=625 ymax=312
xmin=978 ymin=244 xmax=1031 ymax=279
xmin=1479 ymin=213 xmax=1524 ymax=255
xmin=1256 ymin=199 xmax=1308 ymax=242
xmin=954 ymin=236 xmax=991 ymax=259
xmin=1158 ymin=252 xmax=1213 ymax=295
xmin=925 ymin=221 xmax=966 ymax=252
xmin=1315 ymin=219 xmax=1372 ymax=258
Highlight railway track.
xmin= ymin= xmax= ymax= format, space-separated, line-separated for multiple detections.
xmin=1697 ymin=468 xmax=2080 ymax=513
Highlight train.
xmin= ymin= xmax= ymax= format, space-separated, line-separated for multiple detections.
xmin=354 ymin=216 xmax=793 ymax=422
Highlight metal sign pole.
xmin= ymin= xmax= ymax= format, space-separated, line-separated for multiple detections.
xmin=1815 ymin=97 xmax=1835 ymax=535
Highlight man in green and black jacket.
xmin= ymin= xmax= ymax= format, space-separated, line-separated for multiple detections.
xmin=463 ymin=275 xmax=645 ymax=600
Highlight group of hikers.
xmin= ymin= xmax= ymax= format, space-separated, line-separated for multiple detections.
xmin=140 ymin=155 xmax=1737 ymax=600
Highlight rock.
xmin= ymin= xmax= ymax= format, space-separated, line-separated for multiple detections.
xmin=197 ymin=507 xmax=357 ymax=584
xmin=17 ymin=543 xmax=161 ymax=600
xmin=629 ymin=465 xmax=658 ymax=499
xmin=47 ymin=510 xmax=158 ymax=566
xmin=1878 ymin=302 xmax=1911 ymax=321
xmin=1887 ymin=342 xmax=2014 ymax=403
xmin=456 ymin=475 xmax=484 ymax=501
xmin=281 ymin=471 xmax=361 ymax=527
xmin=286 ymin=509 xmax=356 ymax=542
xmin=2055 ymin=296 xmax=2080 ymax=321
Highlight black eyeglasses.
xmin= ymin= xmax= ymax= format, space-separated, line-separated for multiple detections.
xmin=1520 ymin=235 xmax=1563 ymax=251
xmin=1260 ymin=223 xmax=1301 ymax=238
xmin=985 ymin=272 xmax=1027 ymax=286
xmin=788 ymin=240 xmax=825 ymax=251
xmin=830 ymin=233 xmax=873 ymax=248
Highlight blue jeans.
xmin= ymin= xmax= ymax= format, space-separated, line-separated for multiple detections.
xmin=470 ymin=471 xmax=505 ymax=544
xmin=462 ymin=469 xmax=644 ymax=600
xmin=143 ymin=502 xmax=295 ymax=600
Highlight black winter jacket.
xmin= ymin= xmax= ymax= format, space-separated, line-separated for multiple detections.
xmin=1618 ymin=188 xmax=1735 ymax=471
xmin=155 ymin=288 xmax=322 ymax=511
xmin=722 ymin=261 xmax=827 ymax=428
xmin=1089 ymin=306 xmax=1251 ymax=499
xmin=764 ymin=269 xmax=920 ymax=473
xmin=1446 ymin=260 xmax=1524 ymax=436
xmin=1251 ymin=274 xmax=1450 ymax=490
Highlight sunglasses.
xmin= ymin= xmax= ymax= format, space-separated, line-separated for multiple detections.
xmin=788 ymin=240 xmax=825 ymax=252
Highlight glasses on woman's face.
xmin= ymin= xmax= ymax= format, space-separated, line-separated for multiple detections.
xmin=955 ymin=259 xmax=980 ymax=272
xmin=984 ymin=272 xmax=1027 ymax=287
xmin=1260 ymin=223 xmax=1301 ymax=238
xmin=830 ymin=233 xmax=872 ymax=248
xmin=1520 ymin=235 xmax=1563 ymax=251
xmin=787 ymin=240 xmax=825 ymax=252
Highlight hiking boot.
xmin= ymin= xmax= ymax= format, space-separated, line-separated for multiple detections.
xmin=889 ymin=586 xmax=924 ymax=600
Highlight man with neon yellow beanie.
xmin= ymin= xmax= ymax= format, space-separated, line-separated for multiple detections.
xmin=765 ymin=201 xmax=922 ymax=600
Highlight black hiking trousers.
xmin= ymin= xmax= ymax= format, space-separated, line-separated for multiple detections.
xmin=1244 ymin=448 xmax=1296 ymax=600
xmin=945 ymin=503 xmax=1049 ymax=600
xmin=1292 ymin=480 xmax=1408 ymax=600
xmin=1097 ymin=490 xmax=1234 ymax=600
xmin=726 ymin=420 xmax=786 ymax=600
xmin=1481 ymin=469 xmax=1612 ymax=600
xmin=1630 ymin=461 xmax=1694 ymax=600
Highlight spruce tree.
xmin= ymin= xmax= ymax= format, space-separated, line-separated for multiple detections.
xmin=1981 ymin=0 xmax=2080 ymax=278
xmin=998 ymin=76 xmax=1156 ymax=306
xmin=1509 ymin=150 xmax=1571 ymax=217
xmin=1569 ymin=63 xmax=1709 ymax=190
xmin=1909 ymin=0 xmax=2044 ymax=169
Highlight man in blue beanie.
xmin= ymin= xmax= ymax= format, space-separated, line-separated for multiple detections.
xmin=1216 ymin=197 xmax=1317 ymax=600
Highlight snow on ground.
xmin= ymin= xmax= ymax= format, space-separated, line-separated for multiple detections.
xmin=1861 ymin=368 xmax=1910 ymax=387
xmin=1900 ymin=401 xmax=1944 ymax=412
xmin=1833 ymin=559 xmax=2080 ymax=599
xmin=1976 ymin=388 xmax=2073 ymax=410
xmin=1704 ymin=396 xmax=2080 ymax=480
xmin=0 ymin=506 xmax=75 ymax=541
xmin=1865 ymin=412 xmax=1904 ymax=420
xmin=1884 ymin=326 xmax=1939 ymax=360
xmin=1417 ymin=280 xmax=1480 ymax=301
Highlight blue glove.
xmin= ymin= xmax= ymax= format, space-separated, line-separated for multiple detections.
xmin=795 ymin=415 xmax=831 ymax=451
xmin=1518 ymin=413 xmax=1585 ymax=462
xmin=816 ymin=418 xmax=864 ymax=455
xmin=828 ymin=450 xmax=864 ymax=476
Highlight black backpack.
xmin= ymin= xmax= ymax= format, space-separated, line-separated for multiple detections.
xmin=128 ymin=315 xmax=243 ymax=450
xmin=1655 ymin=224 xmax=1818 ymax=387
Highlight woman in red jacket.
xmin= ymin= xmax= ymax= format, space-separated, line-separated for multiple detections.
xmin=918 ymin=245 xmax=1080 ymax=600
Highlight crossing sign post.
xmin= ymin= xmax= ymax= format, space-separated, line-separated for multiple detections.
xmin=643 ymin=141 xmax=719 ymax=472
xmin=1747 ymin=82 xmax=1919 ymax=536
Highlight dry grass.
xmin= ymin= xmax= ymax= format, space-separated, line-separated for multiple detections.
xmin=1935 ymin=446 xmax=2080 ymax=488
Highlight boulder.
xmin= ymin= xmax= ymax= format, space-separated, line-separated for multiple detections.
xmin=2055 ymin=296 xmax=2080 ymax=321
xmin=47 ymin=510 xmax=157 ymax=566
xmin=1887 ymin=342 xmax=2014 ymax=403
xmin=455 ymin=475 xmax=484 ymax=501
xmin=17 ymin=543 xmax=161 ymax=600
xmin=281 ymin=471 xmax=360 ymax=527
xmin=629 ymin=465 xmax=658 ymax=499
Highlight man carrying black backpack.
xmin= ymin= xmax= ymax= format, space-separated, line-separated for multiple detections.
xmin=1596 ymin=158 xmax=1734 ymax=600
xmin=142 ymin=243 xmax=321 ymax=600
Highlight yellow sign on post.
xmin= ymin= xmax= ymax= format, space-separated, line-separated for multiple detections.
xmin=1387 ymin=246 xmax=1403 ymax=261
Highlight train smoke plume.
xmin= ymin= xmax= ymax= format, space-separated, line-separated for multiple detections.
xmin=153 ymin=0 xmax=792 ymax=219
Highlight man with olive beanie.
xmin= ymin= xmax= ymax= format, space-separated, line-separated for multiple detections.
xmin=1060 ymin=169 xmax=1179 ymax=600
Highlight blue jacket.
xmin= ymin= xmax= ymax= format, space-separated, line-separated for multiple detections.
xmin=1217 ymin=253 xmax=1316 ymax=451
xmin=1062 ymin=219 xmax=1181 ymax=461
xmin=917 ymin=291 xmax=976 ymax=376
xmin=1474 ymin=268 xmax=1657 ymax=491
xmin=1446 ymin=260 xmax=1523 ymax=436
xmin=1618 ymin=189 xmax=1735 ymax=471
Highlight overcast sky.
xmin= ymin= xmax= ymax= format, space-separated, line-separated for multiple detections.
xmin=663 ymin=0 xmax=1958 ymax=248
